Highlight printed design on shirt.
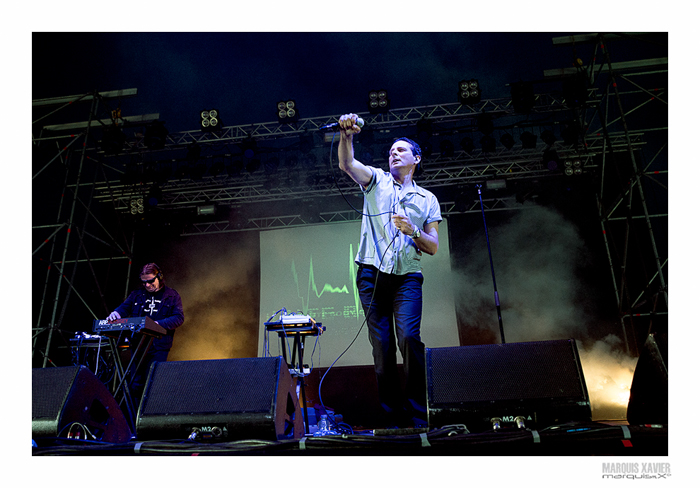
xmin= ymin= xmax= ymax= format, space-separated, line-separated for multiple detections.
xmin=142 ymin=296 xmax=162 ymax=316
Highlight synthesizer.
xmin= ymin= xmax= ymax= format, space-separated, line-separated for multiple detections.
xmin=93 ymin=316 xmax=167 ymax=337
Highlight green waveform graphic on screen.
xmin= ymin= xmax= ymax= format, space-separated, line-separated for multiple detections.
xmin=291 ymin=244 xmax=363 ymax=320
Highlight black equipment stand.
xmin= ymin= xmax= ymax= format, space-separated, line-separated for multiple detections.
xmin=477 ymin=184 xmax=506 ymax=344
xmin=264 ymin=321 xmax=325 ymax=435
xmin=91 ymin=318 xmax=166 ymax=431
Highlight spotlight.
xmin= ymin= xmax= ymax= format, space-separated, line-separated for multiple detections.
xmin=458 ymin=79 xmax=481 ymax=105
xmin=197 ymin=203 xmax=217 ymax=216
xmin=480 ymin=135 xmax=496 ymax=153
xmin=368 ymin=90 xmax=390 ymax=114
xmin=100 ymin=124 xmax=126 ymax=154
xmin=240 ymin=137 xmax=257 ymax=159
xmin=130 ymin=197 xmax=144 ymax=215
xmin=200 ymin=109 xmax=222 ymax=132
xmin=145 ymin=186 xmax=162 ymax=211
xmin=144 ymin=121 xmax=168 ymax=149
xmin=416 ymin=119 xmax=432 ymax=143
xmin=563 ymin=72 xmax=588 ymax=108
xmin=543 ymin=149 xmax=560 ymax=171
xmin=460 ymin=137 xmax=475 ymax=153
xmin=277 ymin=100 xmax=299 ymax=123
xmin=477 ymin=113 xmax=493 ymax=135
xmin=500 ymin=133 xmax=515 ymax=150
xmin=541 ymin=130 xmax=556 ymax=146
xmin=510 ymin=81 xmax=535 ymax=113
xmin=561 ymin=120 xmax=579 ymax=146
xmin=439 ymin=140 xmax=455 ymax=158
xmin=186 ymin=143 xmax=201 ymax=163
xmin=210 ymin=155 xmax=226 ymax=177
xmin=520 ymin=131 xmax=537 ymax=149
xmin=245 ymin=158 xmax=261 ymax=173
xmin=564 ymin=159 xmax=583 ymax=176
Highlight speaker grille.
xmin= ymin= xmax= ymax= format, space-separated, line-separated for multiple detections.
xmin=426 ymin=340 xmax=591 ymax=430
xmin=32 ymin=367 xmax=79 ymax=421
xmin=428 ymin=340 xmax=586 ymax=405
xmin=140 ymin=357 xmax=283 ymax=416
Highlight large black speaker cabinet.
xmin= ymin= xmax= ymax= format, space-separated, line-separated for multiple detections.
xmin=627 ymin=333 xmax=668 ymax=424
xmin=135 ymin=356 xmax=303 ymax=441
xmin=426 ymin=339 xmax=591 ymax=431
xmin=32 ymin=366 xmax=132 ymax=443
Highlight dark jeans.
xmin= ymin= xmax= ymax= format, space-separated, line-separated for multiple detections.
xmin=356 ymin=265 xmax=426 ymax=426
xmin=130 ymin=347 xmax=169 ymax=403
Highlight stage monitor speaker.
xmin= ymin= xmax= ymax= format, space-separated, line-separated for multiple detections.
xmin=627 ymin=332 xmax=668 ymax=424
xmin=135 ymin=356 xmax=303 ymax=441
xmin=426 ymin=339 xmax=591 ymax=431
xmin=32 ymin=366 xmax=132 ymax=443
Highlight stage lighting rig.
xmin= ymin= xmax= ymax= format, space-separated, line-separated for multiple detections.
xmin=277 ymin=100 xmax=299 ymax=123
xmin=200 ymin=109 xmax=223 ymax=132
xmin=458 ymin=79 xmax=481 ymax=105
xmin=368 ymin=90 xmax=390 ymax=114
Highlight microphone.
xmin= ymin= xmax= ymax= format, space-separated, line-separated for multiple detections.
xmin=319 ymin=117 xmax=364 ymax=131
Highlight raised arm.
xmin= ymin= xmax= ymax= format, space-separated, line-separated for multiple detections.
xmin=338 ymin=113 xmax=373 ymax=188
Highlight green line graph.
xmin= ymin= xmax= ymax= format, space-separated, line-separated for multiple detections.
xmin=291 ymin=244 xmax=363 ymax=319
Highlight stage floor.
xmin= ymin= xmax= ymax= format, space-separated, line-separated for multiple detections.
xmin=32 ymin=421 xmax=667 ymax=456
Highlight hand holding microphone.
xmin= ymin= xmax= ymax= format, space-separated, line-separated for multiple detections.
xmin=321 ymin=114 xmax=364 ymax=133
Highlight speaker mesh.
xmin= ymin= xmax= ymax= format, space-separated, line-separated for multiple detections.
xmin=140 ymin=357 xmax=282 ymax=415
xmin=32 ymin=367 xmax=79 ymax=421
xmin=428 ymin=340 xmax=586 ymax=404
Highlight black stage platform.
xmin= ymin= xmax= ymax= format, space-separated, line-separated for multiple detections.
xmin=32 ymin=420 xmax=667 ymax=456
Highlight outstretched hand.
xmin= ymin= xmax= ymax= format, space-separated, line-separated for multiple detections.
xmin=338 ymin=113 xmax=362 ymax=137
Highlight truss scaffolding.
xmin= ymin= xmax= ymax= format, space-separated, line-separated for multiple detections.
xmin=32 ymin=33 xmax=667 ymax=365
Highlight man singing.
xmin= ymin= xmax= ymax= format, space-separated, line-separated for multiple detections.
xmin=338 ymin=113 xmax=442 ymax=428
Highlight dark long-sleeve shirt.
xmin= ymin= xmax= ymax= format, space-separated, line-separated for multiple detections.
xmin=114 ymin=286 xmax=184 ymax=351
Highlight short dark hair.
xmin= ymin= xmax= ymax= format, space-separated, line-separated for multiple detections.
xmin=393 ymin=137 xmax=422 ymax=159
xmin=392 ymin=137 xmax=423 ymax=176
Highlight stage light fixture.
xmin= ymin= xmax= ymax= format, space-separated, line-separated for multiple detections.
xmin=458 ymin=79 xmax=481 ymax=105
xmin=246 ymin=158 xmax=261 ymax=173
xmin=277 ymin=100 xmax=299 ymax=123
xmin=200 ymin=109 xmax=222 ymax=132
xmin=460 ymin=137 xmax=475 ymax=153
xmin=100 ymin=124 xmax=126 ymax=154
xmin=564 ymin=159 xmax=583 ymax=176
xmin=541 ymin=130 xmax=556 ymax=146
xmin=240 ymin=137 xmax=257 ymax=159
xmin=146 ymin=185 xmax=162 ymax=208
xmin=520 ymin=131 xmax=537 ymax=149
xmin=439 ymin=140 xmax=455 ymax=158
xmin=210 ymin=155 xmax=226 ymax=177
xmin=543 ymin=149 xmax=560 ymax=172
xmin=561 ymin=120 xmax=579 ymax=146
xmin=197 ymin=203 xmax=217 ymax=216
xmin=563 ymin=72 xmax=588 ymax=108
xmin=368 ymin=90 xmax=390 ymax=114
xmin=477 ymin=113 xmax=493 ymax=135
xmin=510 ymin=81 xmax=535 ymax=113
xmin=144 ymin=121 xmax=168 ymax=149
xmin=480 ymin=135 xmax=497 ymax=153
xmin=500 ymin=133 xmax=515 ymax=150
xmin=130 ymin=197 xmax=144 ymax=215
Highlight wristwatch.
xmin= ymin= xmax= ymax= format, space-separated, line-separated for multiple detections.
xmin=410 ymin=227 xmax=421 ymax=239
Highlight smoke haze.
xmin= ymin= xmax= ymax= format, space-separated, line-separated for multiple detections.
xmin=452 ymin=204 xmax=635 ymax=419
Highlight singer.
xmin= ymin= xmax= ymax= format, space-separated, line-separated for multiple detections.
xmin=338 ymin=113 xmax=442 ymax=428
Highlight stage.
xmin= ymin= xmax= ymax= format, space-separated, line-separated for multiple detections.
xmin=31 ymin=420 xmax=666 ymax=456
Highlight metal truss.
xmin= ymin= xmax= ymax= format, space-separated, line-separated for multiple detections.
xmin=548 ymin=33 xmax=668 ymax=357
xmin=33 ymin=33 xmax=667 ymax=366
